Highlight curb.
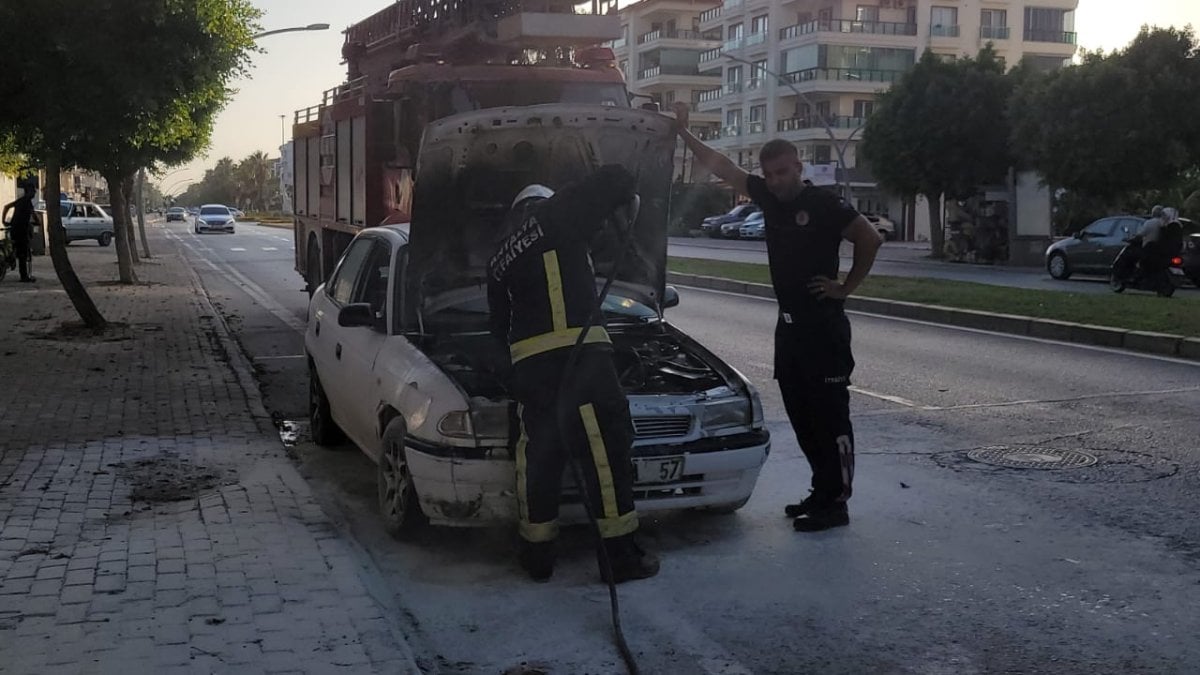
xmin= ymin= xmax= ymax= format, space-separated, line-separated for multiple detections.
xmin=246 ymin=220 xmax=293 ymax=230
xmin=667 ymin=272 xmax=1198 ymax=362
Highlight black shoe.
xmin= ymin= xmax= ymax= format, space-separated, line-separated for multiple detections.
xmin=518 ymin=541 xmax=556 ymax=582
xmin=784 ymin=494 xmax=821 ymax=518
xmin=599 ymin=534 xmax=660 ymax=584
xmin=19 ymin=277 xmax=35 ymax=283
xmin=793 ymin=503 xmax=849 ymax=532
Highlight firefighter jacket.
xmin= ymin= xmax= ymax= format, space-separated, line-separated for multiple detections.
xmin=487 ymin=166 xmax=637 ymax=364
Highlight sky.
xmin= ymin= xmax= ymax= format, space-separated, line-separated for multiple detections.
xmin=160 ymin=0 xmax=1200 ymax=195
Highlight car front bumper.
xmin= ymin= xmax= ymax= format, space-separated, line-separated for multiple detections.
xmin=197 ymin=221 xmax=235 ymax=232
xmin=405 ymin=430 xmax=770 ymax=526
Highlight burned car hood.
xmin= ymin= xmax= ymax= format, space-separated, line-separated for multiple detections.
xmin=406 ymin=104 xmax=676 ymax=316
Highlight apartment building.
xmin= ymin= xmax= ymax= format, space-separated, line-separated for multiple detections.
xmin=693 ymin=0 xmax=1077 ymax=218
xmin=606 ymin=0 xmax=725 ymax=180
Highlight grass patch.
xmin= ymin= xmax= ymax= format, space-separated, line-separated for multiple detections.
xmin=668 ymin=257 xmax=1200 ymax=337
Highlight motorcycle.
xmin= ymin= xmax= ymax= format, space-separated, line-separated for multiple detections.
xmin=1109 ymin=238 xmax=1182 ymax=297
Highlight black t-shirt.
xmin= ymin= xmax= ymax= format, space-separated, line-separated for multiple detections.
xmin=746 ymin=175 xmax=858 ymax=321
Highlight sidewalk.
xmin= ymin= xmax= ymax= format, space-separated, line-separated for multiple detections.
xmin=0 ymin=232 xmax=421 ymax=673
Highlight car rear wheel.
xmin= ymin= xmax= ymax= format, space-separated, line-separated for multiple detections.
xmin=1108 ymin=273 xmax=1126 ymax=293
xmin=98 ymin=232 xmax=112 ymax=247
xmin=1047 ymin=252 xmax=1072 ymax=280
xmin=378 ymin=418 xmax=426 ymax=536
xmin=309 ymin=363 xmax=344 ymax=447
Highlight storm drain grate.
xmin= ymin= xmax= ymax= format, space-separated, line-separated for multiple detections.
xmin=966 ymin=446 xmax=1098 ymax=470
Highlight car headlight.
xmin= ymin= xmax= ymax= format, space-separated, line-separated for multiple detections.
xmin=438 ymin=401 xmax=510 ymax=442
xmin=701 ymin=397 xmax=751 ymax=431
xmin=437 ymin=411 xmax=473 ymax=439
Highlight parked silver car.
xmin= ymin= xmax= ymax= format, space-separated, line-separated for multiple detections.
xmin=61 ymin=201 xmax=114 ymax=246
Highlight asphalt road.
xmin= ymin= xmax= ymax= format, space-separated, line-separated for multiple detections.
xmin=668 ymin=236 xmax=1184 ymax=294
xmin=168 ymin=218 xmax=1200 ymax=675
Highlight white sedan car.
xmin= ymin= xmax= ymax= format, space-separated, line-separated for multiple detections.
xmin=306 ymin=105 xmax=769 ymax=534
xmin=194 ymin=204 xmax=236 ymax=234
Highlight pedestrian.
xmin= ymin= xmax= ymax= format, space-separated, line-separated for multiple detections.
xmin=487 ymin=164 xmax=660 ymax=582
xmin=672 ymin=102 xmax=882 ymax=532
xmin=2 ymin=183 xmax=37 ymax=282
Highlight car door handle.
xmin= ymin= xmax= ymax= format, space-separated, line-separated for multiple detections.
xmin=335 ymin=343 xmax=342 ymax=360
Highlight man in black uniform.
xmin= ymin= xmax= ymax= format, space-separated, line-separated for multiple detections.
xmin=673 ymin=103 xmax=881 ymax=532
xmin=487 ymin=164 xmax=660 ymax=582
xmin=2 ymin=184 xmax=37 ymax=282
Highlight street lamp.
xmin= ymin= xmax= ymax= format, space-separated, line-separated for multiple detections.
xmin=252 ymin=23 xmax=330 ymax=40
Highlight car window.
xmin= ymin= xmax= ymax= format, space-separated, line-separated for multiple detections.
xmin=71 ymin=205 xmax=87 ymax=218
xmin=327 ymin=238 xmax=375 ymax=305
xmin=200 ymin=206 xmax=229 ymax=216
xmin=1116 ymin=218 xmax=1142 ymax=239
xmin=1083 ymin=219 xmax=1115 ymax=237
xmin=86 ymin=205 xmax=102 ymax=218
xmin=351 ymin=241 xmax=393 ymax=324
xmin=61 ymin=203 xmax=72 ymax=218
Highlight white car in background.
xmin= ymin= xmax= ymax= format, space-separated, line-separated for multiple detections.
xmin=194 ymin=204 xmax=236 ymax=234
xmin=864 ymin=212 xmax=896 ymax=241
xmin=306 ymin=105 xmax=769 ymax=534
xmin=61 ymin=201 xmax=115 ymax=246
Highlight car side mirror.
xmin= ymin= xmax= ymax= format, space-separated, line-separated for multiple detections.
xmin=338 ymin=303 xmax=375 ymax=328
xmin=663 ymin=285 xmax=680 ymax=309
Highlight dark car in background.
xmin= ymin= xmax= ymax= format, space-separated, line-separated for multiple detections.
xmin=1047 ymin=215 xmax=1196 ymax=286
xmin=700 ymin=203 xmax=758 ymax=238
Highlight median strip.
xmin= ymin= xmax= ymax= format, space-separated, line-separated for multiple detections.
xmin=666 ymin=258 xmax=1200 ymax=361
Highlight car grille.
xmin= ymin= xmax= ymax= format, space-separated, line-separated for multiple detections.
xmin=632 ymin=415 xmax=692 ymax=440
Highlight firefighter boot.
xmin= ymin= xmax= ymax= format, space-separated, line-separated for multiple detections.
xmin=598 ymin=534 xmax=660 ymax=584
xmin=518 ymin=540 xmax=556 ymax=582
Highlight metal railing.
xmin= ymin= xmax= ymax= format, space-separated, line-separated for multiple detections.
xmin=639 ymin=65 xmax=706 ymax=79
xmin=723 ymin=37 xmax=745 ymax=52
xmin=698 ymin=88 xmax=724 ymax=103
xmin=700 ymin=47 xmax=723 ymax=62
xmin=783 ymin=68 xmax=906 ymax=85
xmin=696 ymin=127 xmax=721 ymax=141
xmin=723 ymin=81 xmax=744 ymax=95
xmin=1024 ymin=29 xmax=1077 ymax=44
xmin=780 ymin=19 xmax=918 ymax=40
xmin=723 ymin=124 xmax=743 ymax=137
xmin=322 ymin=77 xmax=366 ymax=106
xmin=699 ymin=6 xmax=722 ymax=23
xmin=639 ymin=66 xmax=661 ymax=79
xmin=294 ymin=105 xmax=321 ymax=125
xmin=638 ymin=29 xmax=707 ymax=44
xmin=746 ymin=77 xmax=765 ymax=91
xmin=930 ymin=24 xmax=960 ymax=38
xmin=745 ymin=31 xmax=767 ymax=48
xmin=747 ymin=120 xmax=765 ymax=134
xmin=776 ymin=115 xmax=866 ymax=132
xmin=980 ymin=25 xmax=1010 ymax=40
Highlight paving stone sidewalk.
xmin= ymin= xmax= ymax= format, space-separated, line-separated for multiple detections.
xmin=0 ymin=234 xmax=421 ymax=674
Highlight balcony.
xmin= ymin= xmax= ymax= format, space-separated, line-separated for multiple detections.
xmin=980 ymin=25 xmax=1010 ymax=40
xmin=1024 ymin=29 xmax=1077 ymax=44
xmin=723 ymin=124 xmax=743 ymax=137
xmin=723 ymin=37 xmax=745 ymax=52
xmin=605 ymin=37 xmax=627 ymax=49
xmin=698 ymin=88 xmax=724 ymax=103
xmin=700 ymin=47 xmax=723 ymax=63
xmin=745 ymin=77 xmax=766 ymax=92
xmin=780 ymin=19 xmax=918 ymax=41
xmin=696 ymin=127 xmax=721 ymax=141
xmin=777 ymin=115 xmax=867 ymax=132
xmin=699 ymin=6 xmax=722 ymax=24
xmin=783 ymin=68 xmax=906 ymax=85
xmin=930 ymin=24 xmax=960 ymax=38
xmin=724 ymin=82 xmax=744 ymax=95
xmin=638 ymin=28 xmax=709 ymax=44
xmin=639 ymin=66 xmax=661 ymax=79
xmin=722 ymin=0 xmax=743 ymax=10
xmin=747 ymin=120 xmax=765 ymax=135
xmin=638 ymin=64 xmax=709 ymax=81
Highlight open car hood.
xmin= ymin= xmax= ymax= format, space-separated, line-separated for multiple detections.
xmin=406 ymin=104 xmax=676 ymax=318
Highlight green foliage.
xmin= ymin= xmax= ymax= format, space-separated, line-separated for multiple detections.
xmin=670 ymin=183 xmax=734 ymax=235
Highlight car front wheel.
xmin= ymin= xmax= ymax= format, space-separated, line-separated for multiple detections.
xmin=1047 ymin=252 xmax=1072 ymax=280
xmin=309 ymin=363 xmax=344 ymax=447
xmin=378 ymin=418 xmax=426 ymax=536
xmin=98 ymin=232 xmax=112 ymax=247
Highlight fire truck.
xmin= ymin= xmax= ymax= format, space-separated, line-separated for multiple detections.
xmin=291 ymin=0 xmax=629 ymax=292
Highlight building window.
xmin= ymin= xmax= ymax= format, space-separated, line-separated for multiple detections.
xmin=727 ymin=65 xmax=743 ymax=84
xmin=664 ymin=91 xmax=676 ymax=105
xmin=726 ymin=109 xmax=743 ymax=136
xmin=751 ymin=14 xmax=769 ymax=35
xmin=814 ymin=145 xmax=832 ymax=163
xmin=853 ymin=99 xmax=875 ymax=119
xmin=931 ymin=6 xmax=958 ymax=37
xmin=980 ymin=9 xmax=1008 ymax=39
xmin=749 ymin=104 xmax=766 ymax=134
xmin=856 ymin=5 xmax=880 ymax=22
xmin=814 ymin=100 xmax=831 ymax=120
xmin=728 ymin=23 xmax=743 ymax=40
xmin=818 ymin=7 xmax=833 ymax=23
xmin=1024 ymin=7 xmax=1075 ymax=42
xmin=750 ymin=59 xmax=767 ymax=89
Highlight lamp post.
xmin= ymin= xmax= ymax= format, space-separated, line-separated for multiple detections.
xmin=252 ymin=23 xmax=330 ymax=40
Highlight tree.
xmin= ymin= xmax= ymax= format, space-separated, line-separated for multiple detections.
xmin=0 ymin=0 xmax=260 ymax=322
xmin=860 ymin=48 xmax=1014 ymax=258
xmin=1011 ymin=27 xmax=1200 ymax=204
xmin=237 ymin=151 xmax=274 ymax=211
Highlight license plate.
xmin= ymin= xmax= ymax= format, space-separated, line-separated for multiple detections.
xmin=634 ymin=456 xmax=685 ymax=485
xmin=1170 ymin=267 xmax=1184 ymax=276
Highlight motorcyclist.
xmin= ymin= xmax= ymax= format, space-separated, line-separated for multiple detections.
xmin=1139 ymin=206 xmax=1179 ymax=278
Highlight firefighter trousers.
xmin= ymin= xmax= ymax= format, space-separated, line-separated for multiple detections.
xmin=510 ymin=346 xmax=639 ymax=543
xmin=775 ymin=313 xmax=856 ymax=506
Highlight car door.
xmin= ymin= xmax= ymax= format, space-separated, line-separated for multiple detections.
xmin=86 ymin=204 xmax=107 ymax=237
xmin=1102 ymin=217 xmax=1142 ymax=266
xmin=309 ymin=237 xmax=376 ymax=437
xmin=334 ymin=239 xmax=395 ymax=450
xmin=1075 ymin=218 xmax=1116 ymax=272
xmin=64 ymin=203 xmax=88 ymax=240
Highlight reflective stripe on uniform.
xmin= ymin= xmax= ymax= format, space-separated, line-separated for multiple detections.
xmin=578 ymin=403 xmax=619 ymax=519
xmin=519 ymin=519 xmax=560 ymax=543
xmin=597 ymin=510 xmax=638 ymax=539
xmin=543 ymin=250 xmax=567 ymax=332
xmin=510 ymin=327 xmax=611 ymax=363
xmin=515 ymin=407 xmax=529 ymax=524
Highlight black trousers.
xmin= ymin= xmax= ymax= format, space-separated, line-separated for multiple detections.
xmin=12 ymin=236 xmax=31 ymax=280
xmin=510 ymin=347 xmax=638 ymax=542
xmin=775 ymin=313 xmax=856 ymax=506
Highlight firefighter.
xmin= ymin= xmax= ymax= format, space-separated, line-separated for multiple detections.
xmin=487 ymin=164 xmax=659 ymax=583
xmin=2 ymin=184 xmax=37 ymax=282
xmin=673 ymin=103 xmax=881 ymax=532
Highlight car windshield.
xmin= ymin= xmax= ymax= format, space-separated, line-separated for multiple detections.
xmin=200 ymin=207 xmax=229 ymax=216
xmin=169 ymin=208 xmax=184 ymax=213
xmin=415 ymin=286 xmax=658 ymax=334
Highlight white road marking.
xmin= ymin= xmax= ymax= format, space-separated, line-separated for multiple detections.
xmin=262 ymin=247 xmax=278 ymax=251
xmin=672 ymin=284 xmax=1200 ymax=368
xmin=230 ymin=247 xmax=246 ymax=252
xmin=848 ymin=385 xmax=923 ymax=408
xmin=252 ymin=354 xmax=307 ymax=361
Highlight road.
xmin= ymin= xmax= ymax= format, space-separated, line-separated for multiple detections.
xmin=669 ymin=237 xmax=1168 ymax=294
xmin=167 ymin=218 xmax=1200 ymax=674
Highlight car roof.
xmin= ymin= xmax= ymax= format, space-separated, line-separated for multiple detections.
xmin=200 ymin=204 xmax=229 ymax=209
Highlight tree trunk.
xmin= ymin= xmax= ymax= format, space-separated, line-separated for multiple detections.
xmin=122 ymin=176 xmax=139 ymax=264
xmin=46 ymin=154 xmax=107 ymax=330
xmin=136 ymin=168 xmax=151 ymax=258
xmin=106 ymin=171 xmax=137 ymax=282
xmin=927 ymin=194 xmax=946 ymax=259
